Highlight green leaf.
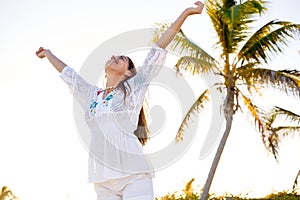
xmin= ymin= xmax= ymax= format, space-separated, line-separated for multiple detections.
xmin=239 ymin=20 xmax=300 ymax=63
xmin=237 ymin=67 xmax=300 ymax=97
xmin=176 ymin=89 xmax=210 ymax=142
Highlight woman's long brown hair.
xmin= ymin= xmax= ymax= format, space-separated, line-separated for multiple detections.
xmin=117 ymin=56 xmax=149 ymax=146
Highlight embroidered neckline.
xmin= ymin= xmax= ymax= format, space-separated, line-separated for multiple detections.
xmin=102 ymin=90 xmax=116 ymax=107
xmin=89 ymin=89 xmax=117 ymax=115
xmin=97 ymin=90 xmax=103 ymax=96
xmin=89 ymin=89 xmax=103 ymax=115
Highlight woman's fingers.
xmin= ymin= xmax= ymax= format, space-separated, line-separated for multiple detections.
xmin=36 ymin=47 xmax=46 ymax=58
xmin=196 ymin=1 xmax=204 ymax=13
xmin=36 ymin=47 xmax=44 ymax=54
xmin=194 ymin=1 xmax=203 ymax=6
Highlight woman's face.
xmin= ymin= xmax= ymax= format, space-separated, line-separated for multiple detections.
xmin=105 ymin=55 xmax=130 ymax=76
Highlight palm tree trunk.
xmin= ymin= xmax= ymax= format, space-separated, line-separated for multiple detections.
xmin=200 ymin=87 xmax=235 ymax=200
xmin=292 ymin=169 xmax=300 ymax=190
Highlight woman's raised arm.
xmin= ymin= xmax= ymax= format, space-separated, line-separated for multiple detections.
xmin=35 ymin=47 xmax=67 ymax=73
xmin=156 ymin=1 xmax=204 ymax=49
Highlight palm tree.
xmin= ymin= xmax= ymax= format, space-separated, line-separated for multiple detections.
xmin=0 ymin=186 xmax=18 ymax=200
xmin=153 ymin=0 xmax=300 ymax=199
xmin=265 ymin=106 xmax=300 ymax=156
xmin=265 ymin=106 xmax=300 ymax=191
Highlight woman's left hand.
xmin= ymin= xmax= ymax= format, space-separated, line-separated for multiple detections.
xmin=186 ymin=1 xmax=204 ymax=15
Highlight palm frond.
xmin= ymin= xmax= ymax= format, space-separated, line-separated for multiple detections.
xmin=264 ymin=106 xmax=300 ymax=137
xmin=265 ymin=131 xmax=280 ymax=160
xmin=263 ymin=106 xmax=300 ymax=160
xmin=273 ymin=126 xmax=300 ymax=137
xmin=0 ymin=186 xmax=18 ymax=200
xmin=205 ymin=0 xmax=223 ymax=45
xmin=176 ymin=89 xmax=210 ymax=142
xmin=280 ymin=69 xmax=300 ymax=77
xmin=238 ymin=20 xmax=300 ymax=63
xmin=206 ymin=0 xmax=266 ymax=55
xmin=173 ymin=30 xmax=212 ymax=58
xmin=279 ymin=69 xmax=300 ymax=88
xmin=237 ymin=67 xmax=300 ymax=97
xmin=270 ymin=106 xmax=300 ymax=124
xmin=152 ymin=22 xmax=212 ymax=57
xmin=238 ymin=90 xmax=281 ymax=158
xmin=152 ymin=22 xmax=218 ymax=74
xmin=206 ymin=0 xmax=232 ymax=55
xmin=262 ymin=124 xmax=300 ymax=161
xmin=221 ymin=0 xmax=266 ymax=48
xmin=239 ymin=91 xmax=266 ymax=133
xmin=235 ymin=61 xmax=260 ymax=93
xmin=175 ymin=56 xmax=215 ymax=76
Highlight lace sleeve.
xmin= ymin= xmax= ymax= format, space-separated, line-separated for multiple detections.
xmin=133 ymin=44 xmax=167 ymax=89
xmin=130 ymin=44 xmax=167 ymax=108
xmin=60 ymin=66 xmax=97 ymax=108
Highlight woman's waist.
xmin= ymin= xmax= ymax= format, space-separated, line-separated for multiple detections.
xmin=86 ymin=110 xmax=138 ymax=121
xmin=86 ymin=112 xmax=138 ymax=132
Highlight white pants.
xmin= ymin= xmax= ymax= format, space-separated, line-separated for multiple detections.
xmin=94 ymin=173 xmax=154 ymax=200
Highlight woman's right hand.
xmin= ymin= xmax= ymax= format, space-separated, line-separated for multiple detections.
xmin=185 ymin=1 xmax=204 ymax=16
xmin=35 ymin=47 xmax=51 ymax=59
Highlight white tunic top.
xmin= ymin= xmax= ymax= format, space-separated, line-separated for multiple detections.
xmin=60 ymin=44 xmax=167 ymax=183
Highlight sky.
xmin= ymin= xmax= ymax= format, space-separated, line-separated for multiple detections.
xmin=0 ymin=0 xmax=300 ymax=200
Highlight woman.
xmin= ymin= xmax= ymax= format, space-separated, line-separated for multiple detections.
xmin=36 ymin=2 xmax=204 ymax=200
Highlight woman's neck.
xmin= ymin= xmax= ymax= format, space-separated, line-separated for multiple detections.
xmin=105 ymin=74 xmax=123 ymax=90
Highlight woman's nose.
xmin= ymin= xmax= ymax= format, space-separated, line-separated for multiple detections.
xmin=111 ymin=55 xmax=119 ymax=63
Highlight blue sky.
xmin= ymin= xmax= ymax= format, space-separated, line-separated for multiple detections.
xmin=0 ymin=0 xmax=300 ymax=200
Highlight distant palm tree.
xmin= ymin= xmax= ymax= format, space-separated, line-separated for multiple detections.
xmin=265 ymin=106 xmax=300 ymax=156
xmin=153 ymin=0 xmax=300 ymax=199
xmin=265 ymin=106 xmax=300 ymax=191
xmin=0 ymin=186 xmax=18 ymax=200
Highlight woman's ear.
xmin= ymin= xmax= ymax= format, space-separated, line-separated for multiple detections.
xmin=124 ymin=70 xmax=132 ymax=77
